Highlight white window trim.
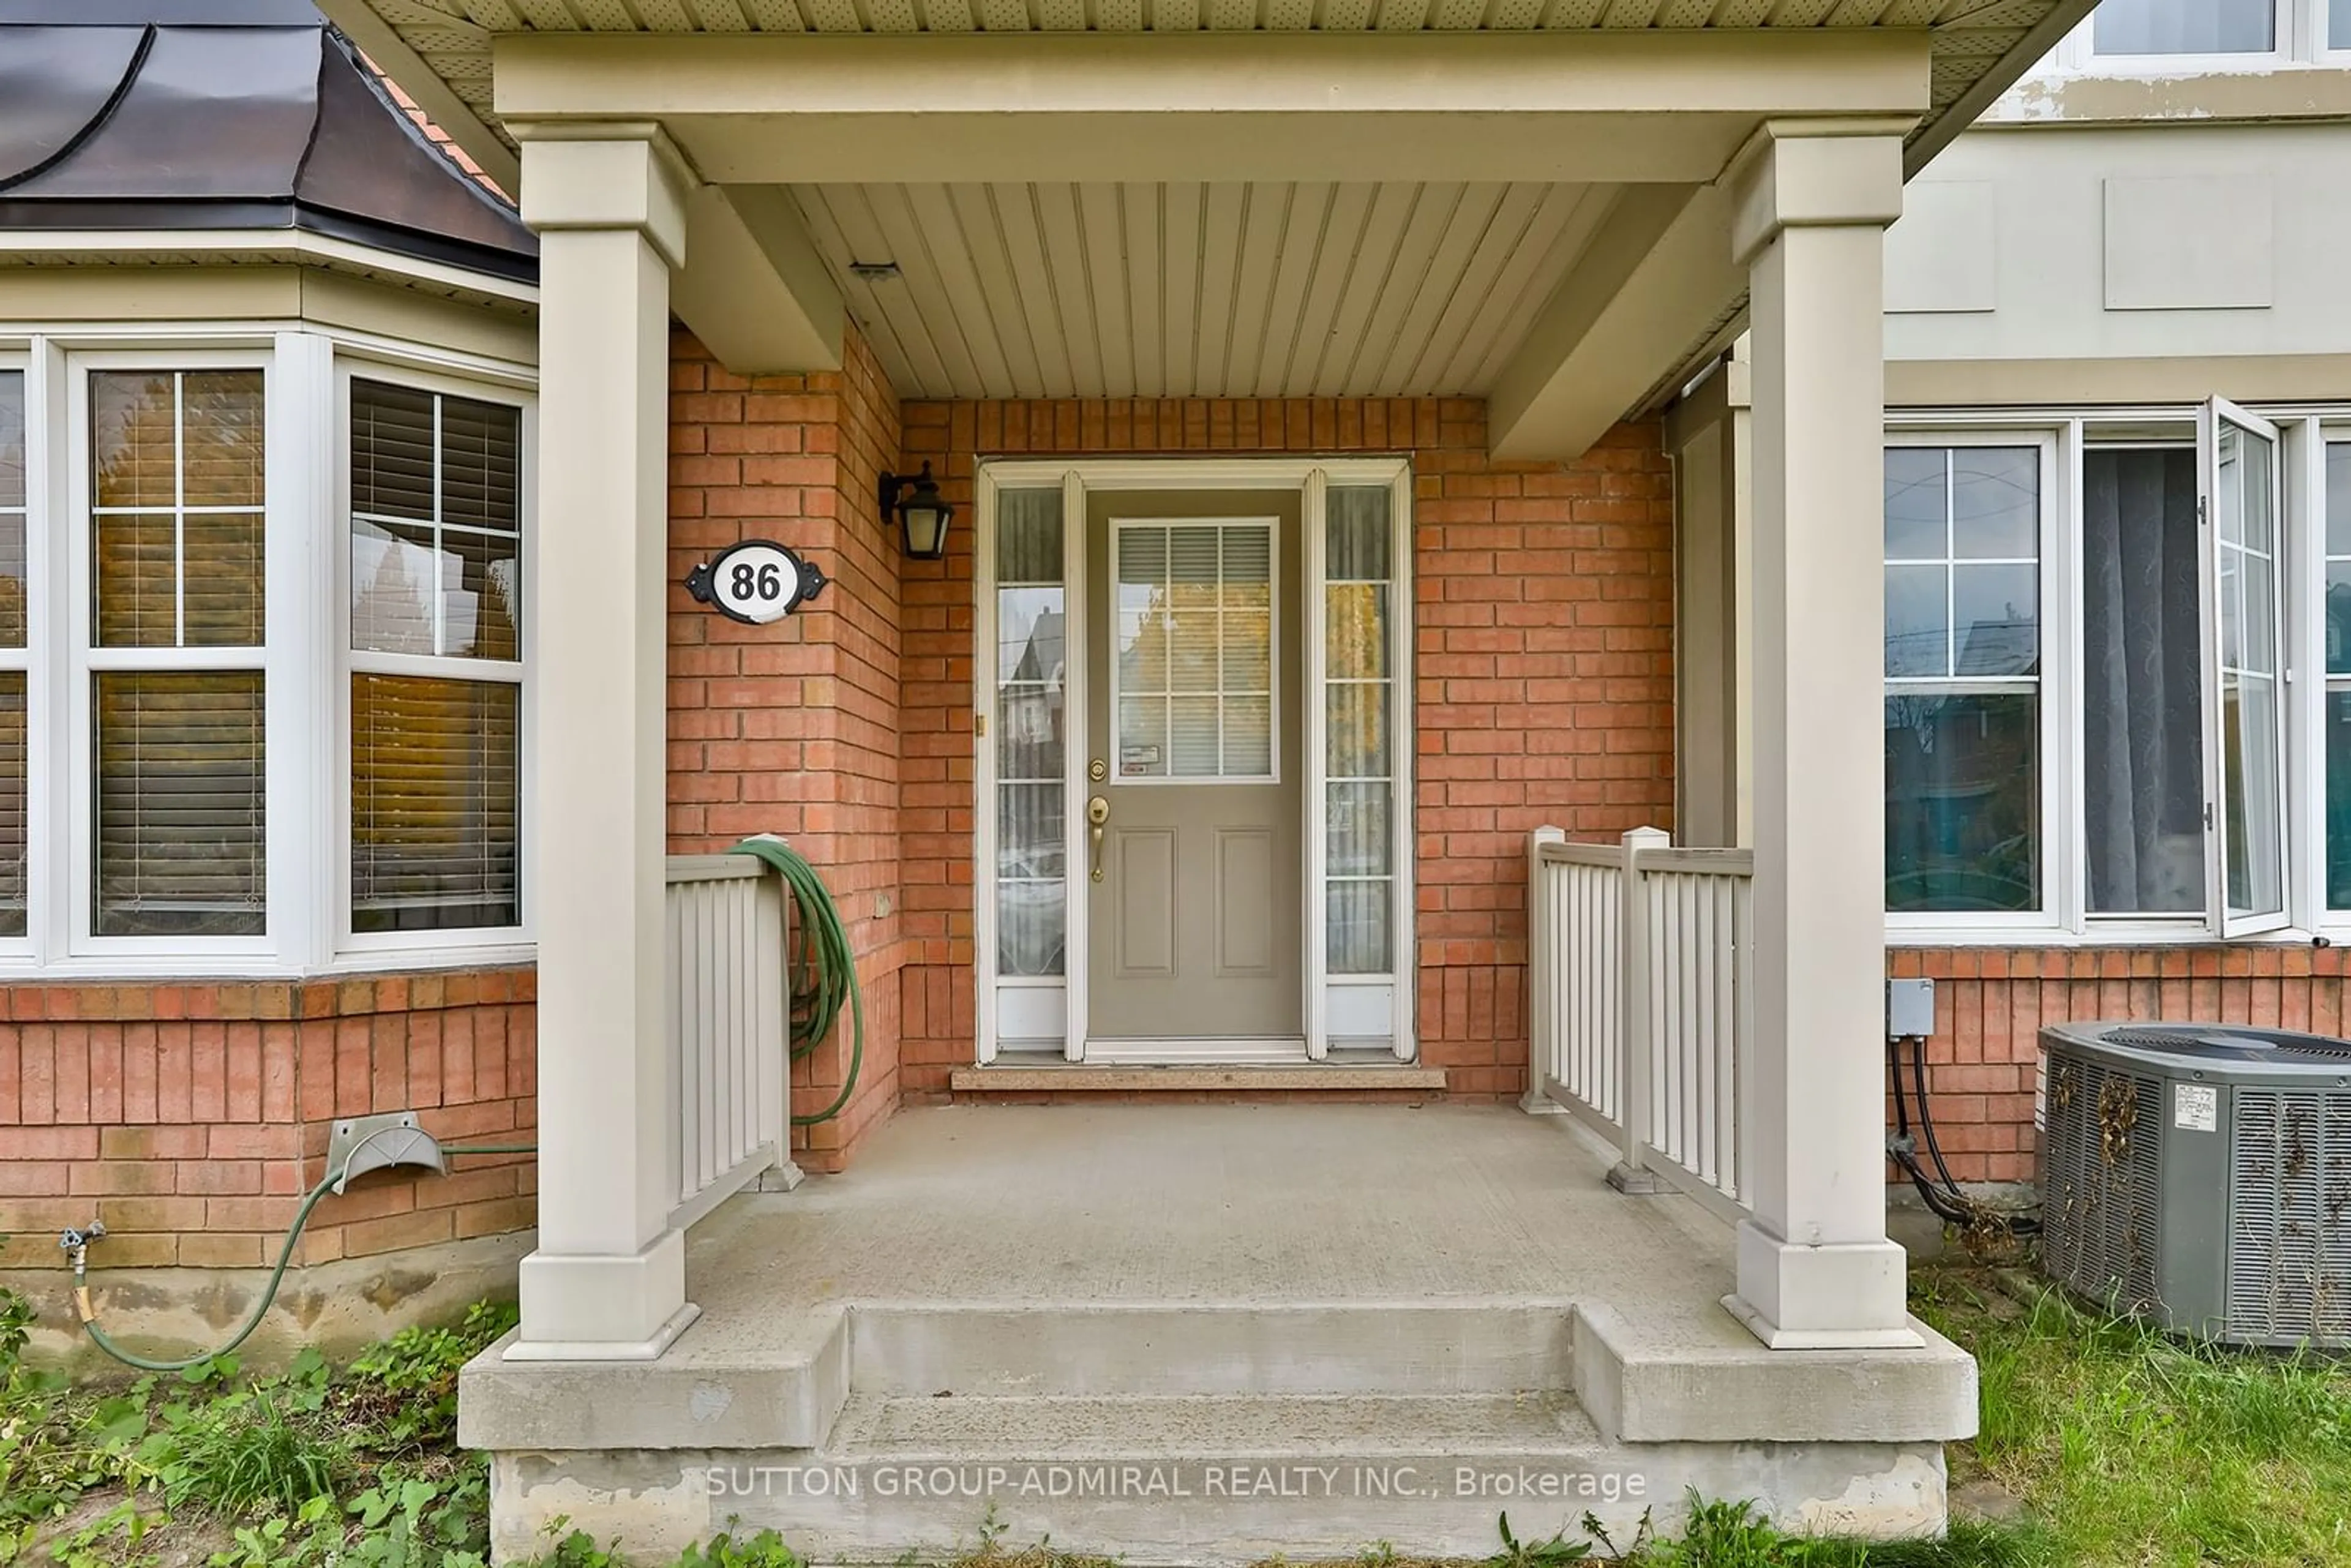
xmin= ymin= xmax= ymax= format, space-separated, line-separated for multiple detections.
xmin=64 ymin=347 xmax=282 ymax=964
xmin=0 ymin=326 xmax=536 ymax=981
xmin=0 ymin=349 xmax=33 ymax=956
xmin=2044 ymin=0 xmax=2301 ymax=75
xmin=1883 ymin=429 xmax=2068 ymax=939
xmin=1887 ymin=401 xmax=2351 ymax=948
xmin=332 ymin=358 xmax=536 ymax=962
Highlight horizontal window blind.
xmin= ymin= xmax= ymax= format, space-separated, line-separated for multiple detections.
xmin=350 ymin=377 xmax=524 ymax=936
xmin=87 ymin=369 xmax=268 ymax=942
xmin=93 ymin=671 xmax=266 ymax=937
xmin=351 ymin=675 xmax=519 ymax=932
xmin=0 ymin=675 xmax=22 ymax=938
xmin=1 ymin=370 xmax=23 ymax=649
xmin=351 ymin=380 xmax=520 ymax=662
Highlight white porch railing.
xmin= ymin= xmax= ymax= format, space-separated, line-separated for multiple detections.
xmin=664 ymin=855 xmax=790 ymax=1231
xmin=1528 ymin=826 xmax=1756 ymax=1223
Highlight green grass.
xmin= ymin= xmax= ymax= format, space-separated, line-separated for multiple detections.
xmin=1915 ymin=1264 xmax=2351 ymax=1568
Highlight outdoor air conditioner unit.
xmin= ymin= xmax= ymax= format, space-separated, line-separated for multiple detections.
xmin=2038 ymin=1022 xmax=2351 ymax=1348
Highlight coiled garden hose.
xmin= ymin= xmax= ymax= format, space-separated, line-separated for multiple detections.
xmin=67 ymin=1142 xmax=535 ymax=1373
xmin=727 ymin=835 xmax=865 ymax=1127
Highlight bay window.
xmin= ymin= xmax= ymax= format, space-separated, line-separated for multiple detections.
xmin=1886 ymin=400 xmax=2320 ymax=939
xmin=0 ymin=333 xmax=530 ymax=975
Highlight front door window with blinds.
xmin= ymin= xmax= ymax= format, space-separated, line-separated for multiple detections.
xmin=349 ymin=379 xmax=522 ymax=934
xmin=1113 ymin=523 xmax=1275 ymax=780
xmin=89 ymin=371 xmax=268 ymax=937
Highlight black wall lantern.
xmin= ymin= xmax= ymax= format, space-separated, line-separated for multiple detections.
xmin=879 ymin=462 xmax=954 ymax=561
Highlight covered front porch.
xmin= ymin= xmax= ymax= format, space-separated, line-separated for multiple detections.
xmin=327 ymin=0 xmax=2109 ymax=1549
xmin=460 ymin=1101 xmax=1974 ymax=1560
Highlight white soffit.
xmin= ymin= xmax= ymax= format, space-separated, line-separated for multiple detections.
xmin=792 ymin=179 xmax=1610 ymax=400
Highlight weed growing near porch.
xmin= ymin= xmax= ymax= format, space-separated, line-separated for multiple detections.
xmin=1914 ymin=1263 xmax=2351 ymax=1568
xmin=0 ymin=1292 xmax=513 ymax=1568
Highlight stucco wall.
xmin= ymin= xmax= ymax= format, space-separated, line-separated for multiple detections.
xmin=1885 ymin=121 xmax=2351 ymax=389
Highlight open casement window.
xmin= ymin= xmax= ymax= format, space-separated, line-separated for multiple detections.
xmin=2202 ymin=397 xmax=2292 ymax=936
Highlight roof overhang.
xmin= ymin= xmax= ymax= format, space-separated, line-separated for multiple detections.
xmin=326 ymin=0 xmax=2094 ymax=456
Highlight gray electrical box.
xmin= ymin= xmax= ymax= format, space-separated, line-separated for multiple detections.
xmin=1887 ymin=978 xmax=1936 ymax=1039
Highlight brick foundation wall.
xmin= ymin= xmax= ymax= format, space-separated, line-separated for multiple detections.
xmin=1888 ymin=944 xmax=2351 ymax=1185
xmin=893 ymin=399 xmax=1678 ymax=1100
xmin=666 ymin=326 xmax=909 ymax=1168
xmin=0 ymin=971 xmax=535 ymax=1270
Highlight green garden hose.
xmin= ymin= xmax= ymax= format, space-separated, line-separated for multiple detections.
xmin=727 ymin=835 xmax=865 ymax=1127
xmin=69 ymin=1143 xmax=534 ymax=1373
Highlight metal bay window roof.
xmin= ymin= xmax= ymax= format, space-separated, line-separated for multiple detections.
xmin=0 ymin=0 xmax=538 ymax=283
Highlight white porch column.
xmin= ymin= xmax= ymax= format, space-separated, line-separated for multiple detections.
xmin=511 ymin=131 xmax=697 ymax=1359
xmin=1724 ymin=121 xmax=1922 ymax=1351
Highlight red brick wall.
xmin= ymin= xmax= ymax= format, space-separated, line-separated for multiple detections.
xmin=666 ymin=326 xmax=909 ymax=1167
xmin=0 ymin=972 xmax=535 ymax=1270
xmin=1888 ymin=944 xmax=2351 ymax=1184
xmin=893 ymin=398 xmax=1678 ymax=1099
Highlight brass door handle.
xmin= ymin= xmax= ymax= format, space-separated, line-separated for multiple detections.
xmin=1087 ymin=796 xmax=1109 ymax=882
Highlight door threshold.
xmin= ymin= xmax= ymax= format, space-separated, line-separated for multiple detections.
xmin=948 ymin=1063 xmax=1447 ymax=1093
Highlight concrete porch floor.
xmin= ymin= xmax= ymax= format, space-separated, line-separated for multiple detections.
xmin=462 ymin=1104 xmax=1977 ymax=1563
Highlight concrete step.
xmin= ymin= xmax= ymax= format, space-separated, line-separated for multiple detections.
xmin=823 ymin=1389 xmax=1603 ymax=1457
xmin=849 ymin=1301 xmax=1578 ymax=1398
xmin=705 ymin=1390 xmax=1651 ymax=1564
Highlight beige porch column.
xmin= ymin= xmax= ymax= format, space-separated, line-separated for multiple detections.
xmin=1725 ymin=122 xmax=1921 ymax=1351
xmin=511 ymin=131 xmax=697 ymax=1358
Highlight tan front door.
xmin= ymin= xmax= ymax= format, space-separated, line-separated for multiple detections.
xmin=1083 ymin=490 xmax=1303 ymax=1049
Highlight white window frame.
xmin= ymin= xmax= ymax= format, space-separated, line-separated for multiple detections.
xmin=1886 ymin=402 xmax=2351 ymax=947
xmin=333 ymin=355 xmax=536 ymax=960
xmin=2312 ymin=419 xmax=2351 ymax=920
xmin=2203 ymin=397 xmax=2293 ymax=936
xmin=0 ymin=326 xmax=534 ymax=980
xmin=0 ymin=350 xmax=33 ymax=956
xmin=1883 ymin=429 xmax=2068 ymax=940
xmin=2323 ymin=0 xmax=2351 ymax=57
xmin=65 ymin=345 xmax=286 ymax=964
xmin=2046 ymin=0 xmax=2298 ymax=73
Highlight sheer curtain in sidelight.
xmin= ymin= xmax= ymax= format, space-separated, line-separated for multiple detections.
xmin=1325 ymin=486 xmax=1394 ymax=973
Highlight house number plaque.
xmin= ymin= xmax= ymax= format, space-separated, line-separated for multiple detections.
xmin=684 ymin=539 xmax=828 ymax=625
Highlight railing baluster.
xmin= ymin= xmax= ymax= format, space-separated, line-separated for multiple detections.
xmin=1523 ymin=827 xmax=1755 ymax=1223
xmin=662 ymin=857 xmax=789 ymax=1233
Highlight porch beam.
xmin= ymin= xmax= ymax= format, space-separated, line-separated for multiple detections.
xmin=673 ymin=185 xmax=847 ymax=375
xmin=509 ymin=130 xmax=702 ymax=1360
xmin=1487 ymin=182 xmax=1738 ymax=462
xmin=493 ymin=32 xmax=1930 ymax=186
xmin=1723 ymin=119 xmax=1920 ymax=1352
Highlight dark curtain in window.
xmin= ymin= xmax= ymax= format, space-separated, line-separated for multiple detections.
xmin=2082 ymin=448 xmax=2205 ymax=913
